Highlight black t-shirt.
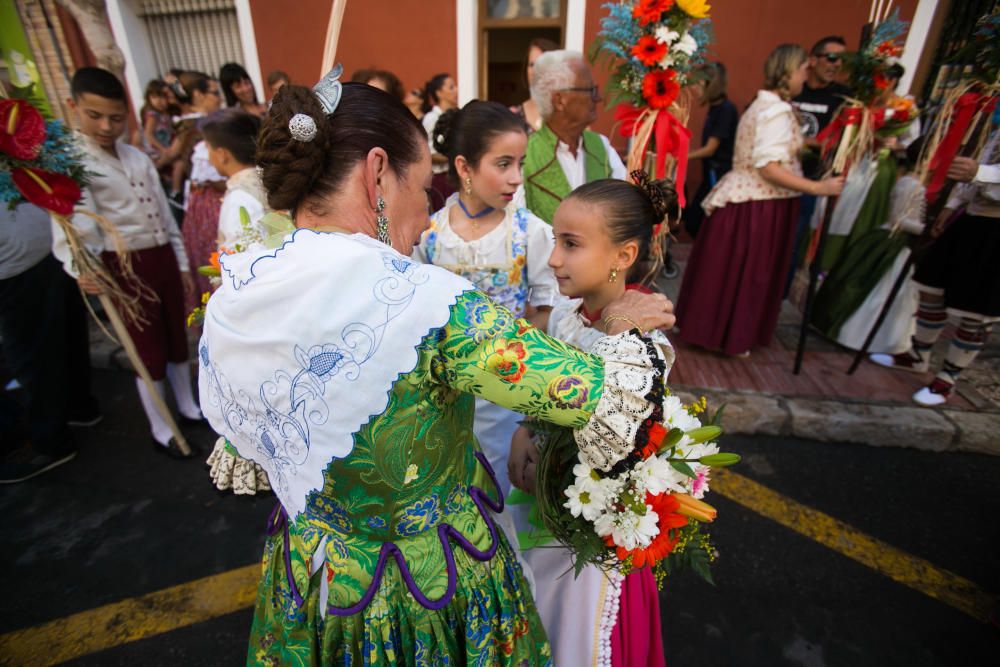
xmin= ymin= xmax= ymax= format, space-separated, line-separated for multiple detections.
xmin=702 ymin=98 xmax=739 ymax=182
xmin=792 ymin=82 xmax=850 ymax=138
xmin=793 ymin=82 xmax=849 ymax=178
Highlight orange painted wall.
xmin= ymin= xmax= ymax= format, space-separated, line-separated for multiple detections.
xmin=337 ymin=0 xmax=457 ymax=94
xmin=248 ymin=0 xmax=329 ymax=89
xmin=250 ymin=0 xmax=456 ymax=94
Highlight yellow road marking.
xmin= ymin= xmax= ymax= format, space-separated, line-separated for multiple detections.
xmin=712 ymin=469 xmax=995 ymax=622
xmin=0 ymin=563 xmax=259 ymax=666
xmin=1 ymin=471 xmax=994 ymax=665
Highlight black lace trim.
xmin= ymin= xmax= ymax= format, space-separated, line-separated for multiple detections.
xmin=603 ymin=330 xmax=666 ymax=478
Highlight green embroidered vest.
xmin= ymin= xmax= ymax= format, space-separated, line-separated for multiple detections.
xmin=524 ymin=124 xmax=614 ymax=224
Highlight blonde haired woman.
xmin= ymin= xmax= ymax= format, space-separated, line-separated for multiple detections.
xmin=675 ymin=44 xmax=845 ymax=356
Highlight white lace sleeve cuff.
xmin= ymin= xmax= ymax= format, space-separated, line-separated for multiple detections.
xmin=573 ymin=332 xmax=668 ymax=471
xmin=206 ymin=437 xmax=272 ymax=495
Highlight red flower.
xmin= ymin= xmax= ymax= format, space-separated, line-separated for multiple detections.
xmin=609 ymin=493 xmax=688 ymax=568
xmin=642 ymin=69 xmax=681 ymax=109
xmin=873 ymin=72 xmax=890 ymax=91
xmin=631 ymin=35 xmax=668 ymax=66
xmin=0 ymin=99 xmax=46 ymax=161
xmin=486 ymin=340 xmax=528 ymax=383
xmin=632 ymin=0 xmax=674 ymax=25
xmin=11 ymin=167 xmax=81 ymax=216
xmin=640 ymin=422 xmax=668 ymax=458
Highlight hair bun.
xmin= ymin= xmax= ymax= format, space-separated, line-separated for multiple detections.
xmin=431 ymin=108 xmax=458 ymax=155
xmin=629 ymin=170 xmax=678 ymax=223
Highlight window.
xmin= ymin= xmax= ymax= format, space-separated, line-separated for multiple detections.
xmin=139 ymin=0 xmax=243 ymax=78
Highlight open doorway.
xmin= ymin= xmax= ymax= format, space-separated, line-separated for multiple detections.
xmin=483 ymin=26 xmax=561 ymax=106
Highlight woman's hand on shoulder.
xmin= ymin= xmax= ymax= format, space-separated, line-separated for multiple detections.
xmin=602 ymin=290 xmax=675 ymax=335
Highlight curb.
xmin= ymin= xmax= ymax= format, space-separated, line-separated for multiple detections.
xmin=90 ymin=337 xmax=999 ymax=457
xmin=673 ymin=385 xmax=1000 ymax=457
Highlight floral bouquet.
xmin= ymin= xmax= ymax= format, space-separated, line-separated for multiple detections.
xmin=523 ymin=393 xmax=737 ymax=584
xmin=590 ymin=0 xmax=713 ymax=208
xmin=818 ymin=10 xmax=917 ymax=173
xmin=0 ymin=97 xmax=151 ymax=326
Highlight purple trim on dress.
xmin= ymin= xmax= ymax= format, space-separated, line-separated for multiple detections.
xmin=266 ymin=502 xmax=304 ymax=607
xmin=263 ymin=452 xmax=507 ymax=616
xmin=325 ymin=451 xmax=504 ymax=616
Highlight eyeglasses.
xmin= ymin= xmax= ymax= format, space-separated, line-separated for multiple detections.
xmin=819 ymin=53 xmax=843 ymax=63
xmin=558 ymin=85 xmax=600 ymax=101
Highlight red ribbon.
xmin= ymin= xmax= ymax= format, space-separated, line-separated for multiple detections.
xmin=815 ymin=106 xmax=862 ymax=159
xmin=925 ymin=92 xmax=999 ymax=205
xmin=615 ymin=103 xmax=692 ymax=208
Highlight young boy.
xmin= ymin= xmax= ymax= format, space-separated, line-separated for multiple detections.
xmin=53 ymin=67 xmax=202 ymax=458
xmin=202 ymin=110 xmax=269 ymax=251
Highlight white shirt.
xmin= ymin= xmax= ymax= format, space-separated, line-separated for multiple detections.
xmin=946 ymin=128 xmax=1000 ymax=217
xmin=752 ymin=89 xmax=799 ymax=169
xmin=555 ymin=132 xmax=628 ymax=189
xmin=53 ymin=133 xmax=188 ymax=276
xmin=217 ymin=189 xmax=267 ymax=251
xmin=422 ymin=105 xmax=448 ymax=174
xmin=190 ymin=141 xmax=225 ymax=184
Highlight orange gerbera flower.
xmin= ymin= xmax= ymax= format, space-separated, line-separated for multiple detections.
xmin=631 ymin=35 xmax=668 ymax=66
xmin=642 ymin=69 xmax=681 ymax=109
xmin=632 ymin=0 xmax=673 ymax=26
xmin=609 ymin=492 xmax=687 ymax=568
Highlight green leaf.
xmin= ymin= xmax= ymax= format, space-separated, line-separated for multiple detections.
xmin=688 ymin=546 xmax=716 ymax=586
xmin=517 ymin=529 xmax=554 ymax=549
xmin=506 ymin=488 xmax=535 ymax=506
xmin=698 ymin=453 xmax=741 ymax=467
xmin=197 ymin=266 xmax=220 ymax=277
xmin=670 ymin=460 xmax=698 ymax=479
xmin=711 ymin=404 xmax=727 ymax=426
xmin=239 ymin=205 xmax=251 ymax=229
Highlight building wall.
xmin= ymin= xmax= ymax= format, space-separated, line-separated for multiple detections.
xmin=250 ymin=0 xmax=456 ymax=94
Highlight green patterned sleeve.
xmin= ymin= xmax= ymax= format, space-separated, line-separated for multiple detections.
xmin=432 ymin=291 xmax=604 ymax=428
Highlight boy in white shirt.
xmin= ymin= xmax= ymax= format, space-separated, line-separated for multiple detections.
xmin=54 ymin=67 xmax=202 ymax=458
xmin=202 ymin=110 xmax=269 ymax=251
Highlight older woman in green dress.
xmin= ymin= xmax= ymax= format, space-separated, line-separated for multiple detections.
xmin=199 ymin=68 xmax=675 ymax=666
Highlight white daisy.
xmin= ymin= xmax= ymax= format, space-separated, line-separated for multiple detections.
xmin=675 ymin=32 xmax=699 ymax=56
xmin=565 ymin=483 xmax=606 ymax=521
xmin=633 ymin=455 xmax=688 ymax=496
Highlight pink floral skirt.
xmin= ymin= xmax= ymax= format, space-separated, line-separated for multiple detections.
xmin=182 ymin=185 xmax=223 ymax=311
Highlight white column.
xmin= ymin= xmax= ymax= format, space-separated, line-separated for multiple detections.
xmin=456 ymin=0 xmax=478 ymax=105
xmin=234 ymin=0 xmax=265 ymax=100
xmin=898 ymin=0 xmax=939 ymax=96
xmin=565 ymin=0 xmax=586 ymax=52
xmin=106 ymin=0 xmax=158 ymax=123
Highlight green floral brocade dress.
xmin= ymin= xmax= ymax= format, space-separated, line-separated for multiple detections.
xmin=199 ymin=231 xmax=655 ymax=666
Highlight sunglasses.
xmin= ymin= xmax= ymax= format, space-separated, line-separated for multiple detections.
xmin=818 ymin=53 xmax=843 ymax=63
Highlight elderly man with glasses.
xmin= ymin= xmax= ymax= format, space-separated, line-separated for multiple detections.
xmin=522 ymin=50 xmax=626 ymax=224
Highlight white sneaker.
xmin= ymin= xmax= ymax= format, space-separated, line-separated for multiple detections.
xmin=870 ymin=352 xmax=929 ymax=374
xmin=912 ymin=379 xmax=954 ymax=407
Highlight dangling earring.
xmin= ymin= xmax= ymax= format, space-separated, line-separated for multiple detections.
xmin=608 ymin=267 xmax=619 ymax=283
xmin=463 ymin=177 xmax=472 ymax=196
xmin=376 ymin=195 xmax=391 ymax=246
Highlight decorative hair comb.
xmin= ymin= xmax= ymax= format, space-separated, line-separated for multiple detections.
xmin=288 ymin=64 xmax=344 ymax=143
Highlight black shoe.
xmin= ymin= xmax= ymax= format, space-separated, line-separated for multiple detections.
xmin=68 ymin=411 xmax=104 ymax=427
xmin=0 ymin=449 xmax=77 ymax=484
xmin=151 ymin=438 xmax=202 ymax=460
xmin=178 ymin=414 xmax=208 ymax=427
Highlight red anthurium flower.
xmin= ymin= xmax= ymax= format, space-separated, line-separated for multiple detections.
xmin=632 ymin=0 xmax=674 ymax=25
xmin=0 ymin=99 xmax=46 ymax=160
xmin=12 ymin=167 xmax=82 ymax=216
xmin=631 ymin=35 xmax=668 ymax=66
xmin=642 ymin=69 xmax=681 ymax=109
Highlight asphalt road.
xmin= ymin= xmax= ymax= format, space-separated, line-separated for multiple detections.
xmin=1 ymin=367 xmax=998 ymax=666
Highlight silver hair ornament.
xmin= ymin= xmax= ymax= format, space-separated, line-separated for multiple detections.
xmin=313 ymin=63 xmax=344 ymax=116
xmin=288 ymin=113 xmax=317 ymax=142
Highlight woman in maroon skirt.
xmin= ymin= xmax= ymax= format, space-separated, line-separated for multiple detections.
xmin=676 ymin=44 xmax=844 ymax=356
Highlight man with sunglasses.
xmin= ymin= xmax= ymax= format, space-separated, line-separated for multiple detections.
xmin=793 ymin=36 xmax=850 ymax=140
xmin=786 ymin=36 xmax=850 ymax=294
